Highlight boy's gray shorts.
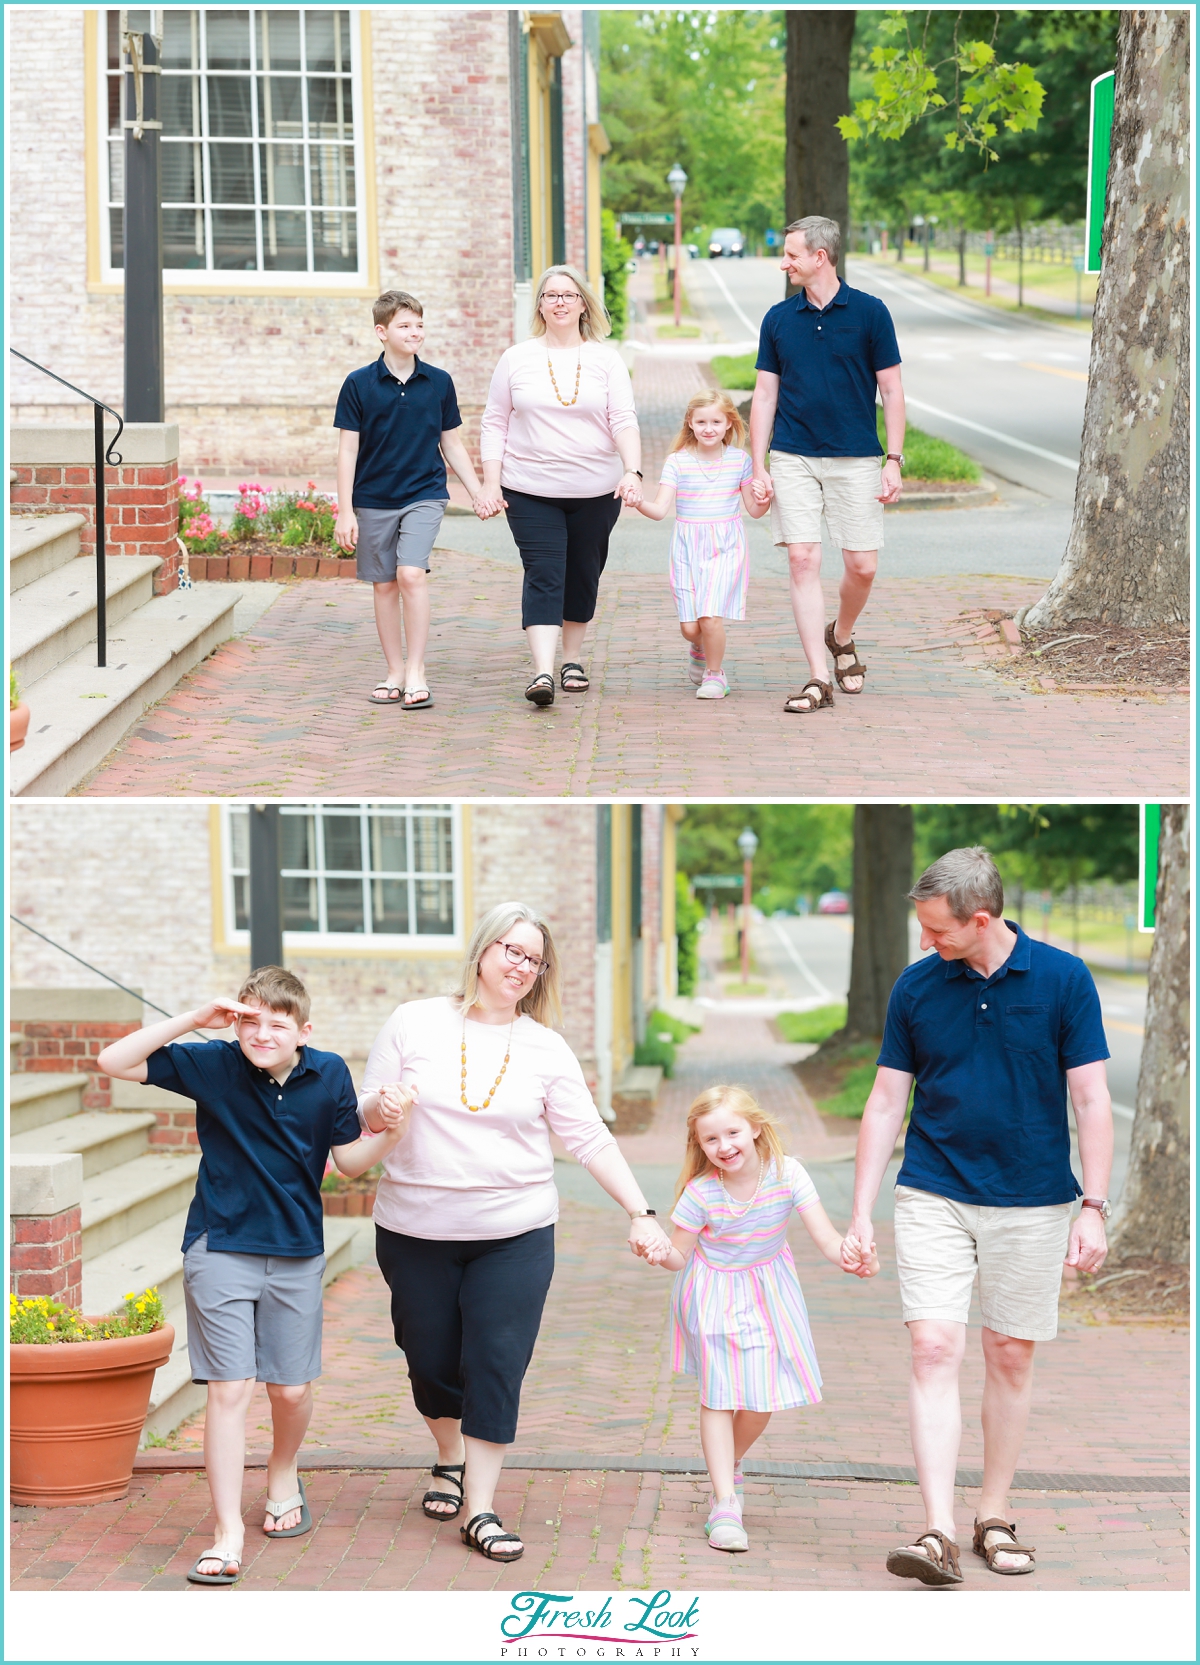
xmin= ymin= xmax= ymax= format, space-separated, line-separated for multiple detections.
xmin=355 ymin=500 xmax=447 ymax=582
xmin=182 ymin=1233 xmax=325 ymax=1385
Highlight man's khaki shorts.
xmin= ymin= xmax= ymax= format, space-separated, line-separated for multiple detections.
xmin=768 ymin=451 xmax=886 ymax=551
xmin=893 ymin=1185 xmax=1073 ymax=1342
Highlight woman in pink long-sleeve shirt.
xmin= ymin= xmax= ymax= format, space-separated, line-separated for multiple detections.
xmin=359 ymin=901 xmax=670 ymax=1565
xmin=479 ymin=265 xmax=644 ymax=708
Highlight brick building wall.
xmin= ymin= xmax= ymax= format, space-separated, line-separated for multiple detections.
xmin=6 ymin=8 xmax=528 ymax=479
xmin=560 ymin=10 xmax=588 ymax=275
xmin=11 ymin=1206 xmax=84 ymax=1309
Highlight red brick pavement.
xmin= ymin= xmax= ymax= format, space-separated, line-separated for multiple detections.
xmin=9 ymin=1026 xmax=1189 ymax=1593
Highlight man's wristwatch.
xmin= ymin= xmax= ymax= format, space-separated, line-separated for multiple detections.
xmin=1081 ymin=1196 xmax=1112 ymax=1220
xmin=886 ymin=452 xmax=905 ymax=466
xmin=629 ymin=1208 xmax=657 ymax=1218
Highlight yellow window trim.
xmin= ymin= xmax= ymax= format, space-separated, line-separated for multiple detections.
xmin=527 ymin=12 xmax=573 ymax=58
xmin=84 ymin=8 xmax=379 ymax=299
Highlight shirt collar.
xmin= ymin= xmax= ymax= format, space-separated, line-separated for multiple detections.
xmin=235 ymin=1039 xmax=312 ymax=1084
xmin=797 ymin=280 xmax=848 ymax=313
xmin=376 ymin=352 xmax=426 ymax=384
xmin=944 ymin=920 xmax=1031 ymax=981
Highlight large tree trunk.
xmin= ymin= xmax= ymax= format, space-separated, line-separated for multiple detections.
xmin=785 ymin=11 xmax=856 ymax=279
xmin=1108 ymin=805 xmax=1190 ymax=1262
xmin=844 ymin=806 xmax=913 ymax=1039
xmin=1024 ymin=10 xmax=1190 ymax=630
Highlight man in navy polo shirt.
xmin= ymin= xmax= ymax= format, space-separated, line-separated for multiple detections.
xmin=334 ymin=290 xmax=504 ymax=710
xmin=98 ymin=966 xmax=409 ymax=1587
xmin=749 ymin=216 xmax=906 ymax=716
xmin=845 ymin=847 xmax=1113 ymax=1586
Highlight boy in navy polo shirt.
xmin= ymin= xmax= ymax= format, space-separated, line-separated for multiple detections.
xmin=98 ymin=966 xmax=409 ymax=1587
xmin=334 ymin=290 xmax=503 ymax=710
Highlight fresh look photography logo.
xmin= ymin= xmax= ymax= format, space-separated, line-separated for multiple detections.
xmin=498 ymin=1590 xmax=701 ymax=1659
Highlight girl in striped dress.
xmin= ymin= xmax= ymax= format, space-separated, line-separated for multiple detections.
xmin=641 ymin=1085 xmax=878 ymax=1552
xmin=636 ymin=390 xmax=769 ymax=699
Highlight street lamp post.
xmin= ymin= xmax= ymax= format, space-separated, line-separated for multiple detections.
xmin=736 ymin=826 xmax=758 ymax=984
xmin=667 ymin=163 xmax=687 ymax=329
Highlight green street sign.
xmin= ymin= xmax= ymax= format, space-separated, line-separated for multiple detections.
xmin=1086 ymin=70 xmax=1115 ymax=274
xmin=1139 ymin=804 xmax=1160 ymax=930
xmin=693 ymin=875 xmax=743 ymax=889
xmin=618 ymin=212 xmax=675 ymax=226
xmin=984 ymin=242 xmax=996 ymax=257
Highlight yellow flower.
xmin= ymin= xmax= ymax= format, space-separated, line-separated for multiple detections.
xmin=135 ymin=1302 xmax=146 ymax=1313
xmin=125 ymin=1291 xmax=135 ymax=1300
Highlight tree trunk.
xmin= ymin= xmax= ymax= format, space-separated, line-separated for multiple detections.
xmin=785 ymin=11 xmax=856 ymax=279
xmin=1108 ymin=805 xmax=1190 ymax=1262
xmin=958 ymin=223 xmax=967 ymax=286
xmin=1023 ymin=10 xmax=1190 ymax=630
xmin=843 ymin=806 xmax=913 ymax=1039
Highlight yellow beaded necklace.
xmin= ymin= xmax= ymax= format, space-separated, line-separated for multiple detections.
xmin=460 ymin=1013 xmax=516 ymax=1113
xmin=547 ymin=347 xmax=582 ymax=407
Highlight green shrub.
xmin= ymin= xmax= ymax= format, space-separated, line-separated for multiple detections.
xmin=648 ymin=1008 xmax=699 ymax=1045
xmin=601 ymin=209 xmax=633 ymax=338
xmin=634 ymin=1035 xmax=676 ymax=1076
xmin=775 ymin=1004 xmax=848 ymax=1045
xmin=675 ymin=871 xmax=704 ymax=996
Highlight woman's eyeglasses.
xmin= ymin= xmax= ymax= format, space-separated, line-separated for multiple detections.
xmin=495 ymin=940 xmax=548 ymax=975
xmin=542 ymin=292 xmax=583 ymax=306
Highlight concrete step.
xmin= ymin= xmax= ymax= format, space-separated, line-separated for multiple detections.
xmin=81 ymin=1151 xmax=202 ymax=1259
xmin=10 ymin=555 xmax=162 ymax=688
xmin=12 ymin=1109 xmax=157 ymax=1178
xmin=110 ymin=1078 xmax=196 ymax=1118
xmin=10 ymin=583 xmax=241 ymax=797
xmin=8 ymin=1071 xmax=86 ymax=1136
xmin=85 ymin=1205 xmax=191 ymax=1320
xmin=7 ymin=513 xmax=86 ymax=591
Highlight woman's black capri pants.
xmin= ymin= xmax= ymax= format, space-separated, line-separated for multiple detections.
xmin=375 ymin=1222 xmax=554 ymax=1445
xmin=504 ymin=488 xmax=623 ymax=629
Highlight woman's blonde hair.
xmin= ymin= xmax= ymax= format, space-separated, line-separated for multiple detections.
xmin=530 ymin=264 xmax=612 ymax=342
xmin=669 ymin=389 xmax=746 ymax=454
xmin=451 ymin=902 xmax=563 ymax=1028
xmin=675 ymin=1084 xmax=787 ymax=1201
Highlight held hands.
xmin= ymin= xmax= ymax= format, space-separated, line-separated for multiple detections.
xmin=375 ymin=1081 xmax=416 ymax=1133
xmin=471 ymin=493 xmax=507 ymax=521
xmin=614 ymin=471 xmax=643 ymax=508
xmin=750 ymin=471 xmax=774 ymax=506
xmin=628 ymin=1214 xmax=671 ymax=1263
xmin=190 ymin=998 xmax=258 ymax=1031
xmin=840 ymin=1228 xmax=880 ymax=1279
xmin=876 ymin=460 xmax=903 ymax=506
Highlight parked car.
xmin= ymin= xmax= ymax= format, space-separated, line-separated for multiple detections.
xmin=645 ymin=238 xmax=661 ymax=255
xmin=685 ymin=243 xmax=700 ymax=260
xmin=708 ymin=227 xmax=745 ymax=258
xmin=816 ymin=890 xmax=850 ymax=915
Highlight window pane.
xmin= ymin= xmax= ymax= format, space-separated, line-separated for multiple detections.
xmin=257 ymin=11 xmax=301 ymax=72
xmin=208 ymin=76 xmax=253 ymax=137
xmin=258 ymin=77 xmax=304 ymax=139
xmin=107 ymin=141 xmax=123 ymax=206
xmin=205 ymin=10 xmax=251 ymax=71
xmin=304 ymin=11 xmax=350 ymax=72
xmin=208 ymin=142 xmax=255 ymax=204
xmin=262 ymin=209 xmax=308 ymax=269
xmin=281 ymin=812 xmax=317 ymax=871
xmin=260 ymin=144 xmax=306 ymax=207
xmin=415 ymin=879 xmax=455 ymax=935
xmin=371 ymin=879 xmax=410 ymax=935
xmin=109 ymin=207 xmax=124 ymax=267
xmin=163 ymin=207 xmax=207 ymax=268
xmin=313 ymin=212 xmax=356 ymax=272
xmin=107 ymin=9 xmax=122 ymax=71
xmin=107 ymin=73 xmax=122 ymax=136
xmin=233 ymin=873 xmax=250 ymax=932
xmin=323 ymin=813 xmax=363 ymax=872
xmin=307 ymin=77 xmax=354 ymax=140
xmin=161 ymin=76 xmax=201 ymax=137
xmin=162 ymin=144 xmax=202 ymax=205
xmin=325 ymin=877 xmax=365 ymax=933
xmin=283 ymin=875 xmax=320 ymax=931
xmin=369 ymin=814 xmax=408 ymax=874
xmin=162 ymin=10 xmax=199 ymax=70
xmin=211 ymin=208 xmax=257 ymax=269
xmin=413 ymin=815 xmax=454 ymax=875
xmin=309 ymin=145 xmax=355 ymax=207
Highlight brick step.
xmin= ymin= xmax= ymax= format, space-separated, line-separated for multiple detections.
xmin=190 ymin=550 xmax=358 ymax=582
xmin=7 ymin=513 xmax=87 ymax=590
xmin=10 ymin=555 xmax=162 ymax=687
xmin=9 ymin=1072 xmax=87 ymax=1136
xmin=10 ymin=583 xmax=240 ymax=797
xmin=81 ymin=1152 xmax=202 ymax=1259
xmin=12 ymin=1109 xmax=158 ymax=1178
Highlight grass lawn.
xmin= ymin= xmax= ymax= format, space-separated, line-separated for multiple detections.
xmin=775 ymin=1004 xmax=847 ymax=1045
xmin=855 ymin=250 xmax=1095 ymax=332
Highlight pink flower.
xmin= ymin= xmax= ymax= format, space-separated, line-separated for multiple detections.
xmin=188 ymin=512 xmax=214 ymax=536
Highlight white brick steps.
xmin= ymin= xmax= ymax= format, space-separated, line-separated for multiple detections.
xmin=85 ymin=1206 xmax=193 ymax=1320
xmin=81 ymin=1152 xmax=203 ymax=1259
xmin=12 ymin=1109 xmax=159 ymax=1178
xmin=11 ymin=555 xmax=161 ymax=687
xmin=9 ymin=1072 xmax=87 ymax=1135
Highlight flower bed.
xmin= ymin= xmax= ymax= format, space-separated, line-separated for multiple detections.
xmin=321 ymin=1161 xmax=381 ymax=1217
xmin=179 ymin=478 xmax=357 ymax=579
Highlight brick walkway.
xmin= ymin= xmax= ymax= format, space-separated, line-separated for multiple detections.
xmin=10 ymin=1019 xmax=1189 ymax=1593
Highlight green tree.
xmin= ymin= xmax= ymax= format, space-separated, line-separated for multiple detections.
xmin=913 ymin=804 xmax=1138 ymax=895
xmin=675 ymin=805 xmax=853 ymax=913
xmin=600 ymin=209 xmax=633 ymax=337
xmin=674 ymin=869 xmax=704 ymax=997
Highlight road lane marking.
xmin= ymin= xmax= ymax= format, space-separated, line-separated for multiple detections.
xmin=769 ymin=920 xmax=833 ymax=1000
xmin=1023 ymin=360 xmax=1089 ymax=382
xmin=1105 ymin=1018 xmax=1145 ymax=1036
xmin=1111 ymin=1102 xmax=1135 ymax=1121
xmin=697 ymin=261 xmax=763 ymax=339
xmin=904 ymin=396 xmax=1079 ymax=471
xmin=850 ymin=264 xmax=1011 ymax=334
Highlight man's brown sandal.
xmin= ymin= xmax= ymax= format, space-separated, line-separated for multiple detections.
xmin=825 ymin=621 xmax=867 ymax=693
xmin=886 ymin=1530 xmax=964 ymax=1586
xmin=973 ymin=1517 xmax=1035 ymax=1575
xmin=784 ymin=679 xmax=834 ymax=715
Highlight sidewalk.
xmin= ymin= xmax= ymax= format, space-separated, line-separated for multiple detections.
xmin=9 ymin=1018 xmax=1189 ymax=1593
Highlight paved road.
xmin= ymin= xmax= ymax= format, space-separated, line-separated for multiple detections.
xmin=683 ymin=256 xmax=1088 ymax=503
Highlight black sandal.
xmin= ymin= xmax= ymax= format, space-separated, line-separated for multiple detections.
xmin=422 ymin=1462 xmax=465 ymax=1521
xmin=460 ymin=1510 xmax=525 ymax=1561
xmin=524 ymin=673 xmax=555 ymax=707
xmin=560 ymin=662 xmax=589 ymax=692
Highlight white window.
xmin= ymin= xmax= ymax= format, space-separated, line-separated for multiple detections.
xmin=102 ymin=8 xmax=365 ymax=285
xmin=222 ymin=804 xmax=461 ymax=946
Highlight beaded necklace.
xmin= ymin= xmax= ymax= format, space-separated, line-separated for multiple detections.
xmin=460 ymin=1012 xmax=516 ymax=1113
xmin=719 ymin=1154 xmax=765 ymax=1218
xmin=547 ymin=347 xmax=582 ymax=407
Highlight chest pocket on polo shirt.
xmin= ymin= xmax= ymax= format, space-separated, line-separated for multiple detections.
xmin=1003 ymin=1004 xmax=1052 ymax=1053
xmin=829 ymin=328 xmax=867 ymax=359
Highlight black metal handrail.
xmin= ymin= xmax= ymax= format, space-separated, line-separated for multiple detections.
xmin=9 ymin=915 xmax=207 ymax=1040
xmin=10 ymin=349 xmax=125 ymax=668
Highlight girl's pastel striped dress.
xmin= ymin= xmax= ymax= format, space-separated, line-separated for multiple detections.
xmin=670 ymin=1157 xmax=823 ymax=1411
xmin=660 ymin=446 xmax=752 ymax=622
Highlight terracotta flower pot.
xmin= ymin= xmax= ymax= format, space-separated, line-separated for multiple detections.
xmin=10 ymin=702 xmax=31 ymax=752
xmin=9 ymin=1324 xmax=174 ymax=1506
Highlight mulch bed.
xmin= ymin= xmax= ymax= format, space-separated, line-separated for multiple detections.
xmin=1006 ymin=617 xmax=1189 ymax=693
xmin=1060 ymin=1257 xmax=1190 ymax=1323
